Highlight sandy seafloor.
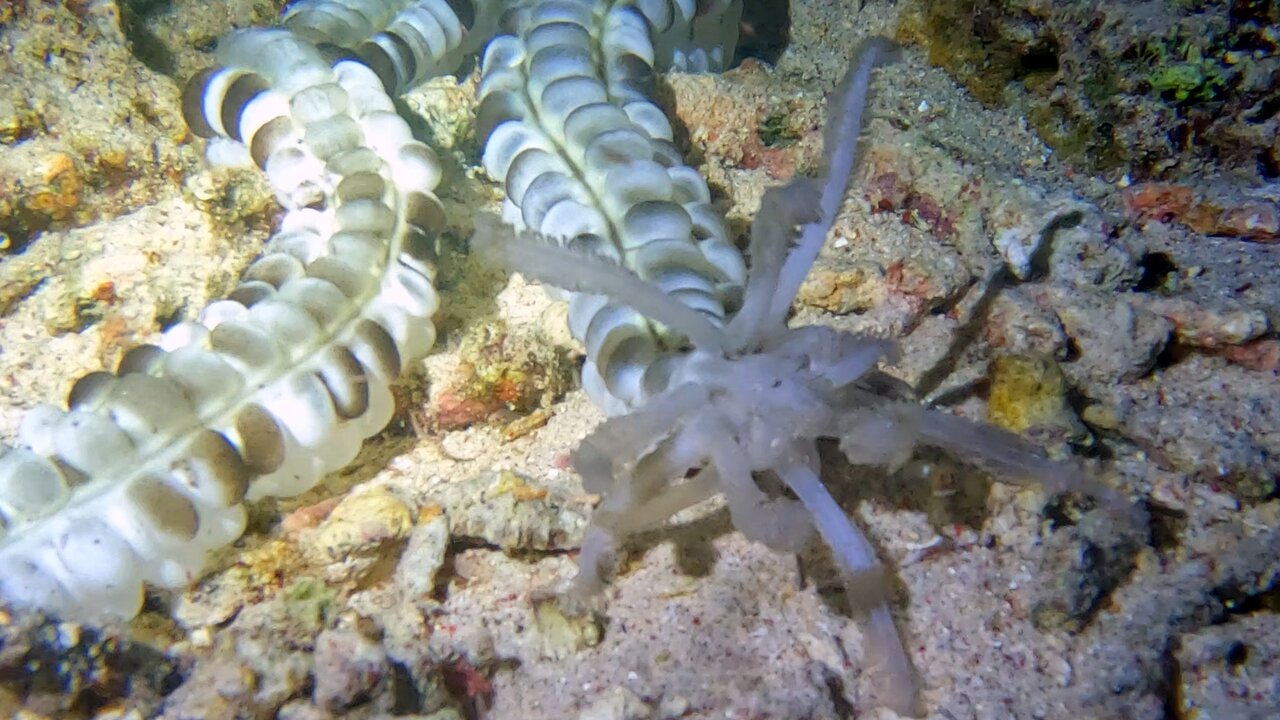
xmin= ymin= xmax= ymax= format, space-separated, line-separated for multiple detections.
xmin=1 ymin=0 xmax=1279 ymax=718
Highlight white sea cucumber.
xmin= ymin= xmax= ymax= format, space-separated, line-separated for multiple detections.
xmin=0 ymin=16 xmax=452 ymax=623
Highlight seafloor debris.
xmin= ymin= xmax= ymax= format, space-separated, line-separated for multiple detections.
xmin=0 ymin=609 xmax=180 ymax=717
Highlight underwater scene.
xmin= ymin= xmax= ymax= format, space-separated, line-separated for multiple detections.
xmin=0 ymin=0 xmax=1277 ymax=717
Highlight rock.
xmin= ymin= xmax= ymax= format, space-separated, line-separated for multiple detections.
xmin=302 ymin=488 xmax=415 ymax=585
xmin=1045 ymin=287 xmax=1172 ymax=383
xmin=312 ymin=627 xmax=391 ymax=712
xmin=986 ymin=354 xmax=1086 ymax=446
xmin=394 ymin=509 xmax=451 ymax=600
xmin=797 ymin=258 xmax=886 ymax=314
xmin=437 ymin=470 xmax=588 ymax=553
xmin=577 ymin=686 xmax=653 ymax=720
xmin=1174 ymin=614 xmax=1280 ymax=718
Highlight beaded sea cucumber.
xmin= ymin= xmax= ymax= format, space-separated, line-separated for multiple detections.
xmin=476 ymin=0 xmax=748 ymax=415
xmin=0 ymin=2 xmax=466 ymax=622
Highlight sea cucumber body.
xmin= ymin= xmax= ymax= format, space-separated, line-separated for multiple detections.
xmin=476 ymin=0 xmax=747 ymax=414
xmin=0 ymin=24 xmax=446 ymax=623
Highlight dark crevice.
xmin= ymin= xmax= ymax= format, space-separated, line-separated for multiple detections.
xmin=1224 ymin=639 xmax=1249 ymax=667
xmin=1134 ymin=252 xmax=1179 ymax=293
xmin=821 ymin=668 xmax=856 ymax=719
xmin=120 ymin=0 xmax=178 ymax=76
xmin=1146 ymin=502 xmax=1187 ymax=553
xmin=1152 ymin=338 xmax=1183 ymax=370
xmin=1016 ymin=41 xmax=1061 ymax=77
xmin=736 ymin=0 xmax=791 ymax=66
xmin=1259 ymin=148 xmax=1280 ymax=181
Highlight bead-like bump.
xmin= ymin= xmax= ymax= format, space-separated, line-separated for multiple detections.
xmin=129 ymin=477 xmax=199 ymax=541
xmin=383 ymin=30 xmax=419 ymax=87
xmin=51 ymin=457 xmax=90 ymax=490
xmin=405 ymin=190 xmax=446 ymax=237
xmin=350 ymin=319 xmax=400 ymax=381
xmin=289 ymin=82 xmax=348 ymax=125
xmin=505 ymin=147 xmax=556 ymax=204
xmin=610 ymin=53 xmax=656 ymax=97
xmin=182 ymin=67 xmax=220 ymax=138
xmin=357 ymin=40 xmax=399 ymax=92
xmin=0 ymin=448 xmax=70 ymax=519
xmin=328 ymin=231 xmax=382 ymax=269
xmin=182 ymin=430 xmax=250 ymax=505
xmin=280 ymin=277 xmax=346 ymax=329
xmin=307 ymin=256 xmax=364 ymax=298
xmin=327 ymin=147 xmax=382 ymax=177
xmin=67 ymin=371 xmax=115 ymax=410
xmin=117 ymin=344 xmax=166 ymax=376
xmin=315 ymin=346 xmax=369 ymax=420
xmin=245 ymin=252 xmax=306 ymax=289
xmin=235 ymin=404 xmax=286 ymax=475
xmin=317 ymin=42 xmax=358 ymax=66
xmin=210 ymin=321 xmax=280 ymax=373
xmin=402 ymin=227 xmax=436 ymax=271
xmin=336 ymin=172 xmax=387 ymax=202
xmin=249 ymin=116 xmax=296 ymax=169
xmin=336 ymin=199 xmax=397 ymax=235
xmin=221 ymin=73 xmax=271 ymax=142
xmin=475 ymin=92 xmax=524 ymax=146
xmin=395 ymin=142 xmax=442 ymax=189
xmin=304 ymin=114 xmax=362 ymax=160
xmin=227 ymin=280 xmax=276 ymax=308
xmin=104 ymin=374 xmax=195 ymax=440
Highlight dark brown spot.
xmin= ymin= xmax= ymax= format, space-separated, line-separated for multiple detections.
xmin=182 ymin=67 xmax=220 ymax=138
xmin=351 ymin=319 xmax=400 ymax=381
xmin=117 ymin=344 xmax=166 ymax=375
xmin=249 ymin=116 xmax=295 ymax=169
xmin=68 ymin=371 xmax=115 ymax=410
xmin=220 ymin=72 xmax=270 ymax=142
xmin=182 ymin=430 xmax=250 ymax=504
xmin=315 ymin=346 xmax=370 ymax=420
xmin=129 ymin=477 xmax=199 ymax=541
xmin=235 ymin=404 xmax=286 ymax=475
